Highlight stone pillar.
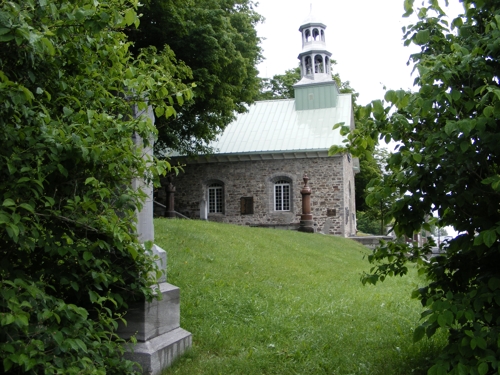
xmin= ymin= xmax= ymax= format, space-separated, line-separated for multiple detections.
xmin=166 ymin=182 xmax=176 ymax=218
xmin=298 ymin=174 xmax=314 ymax=233
xmin=119 ymin=104 xmax=191 ymax=375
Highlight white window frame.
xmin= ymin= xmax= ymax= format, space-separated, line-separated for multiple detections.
xmin=208 ymin=183 xmax=223 ymax=213
xmin=274 ymin=180 xmax=290 ymax=211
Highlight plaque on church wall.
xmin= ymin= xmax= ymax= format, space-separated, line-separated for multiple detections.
xmin=326 ymin=208 xmax=336 ymax=217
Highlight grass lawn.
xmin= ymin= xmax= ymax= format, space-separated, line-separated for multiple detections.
xmin=154 ymin=218 xmax=446 ymax=375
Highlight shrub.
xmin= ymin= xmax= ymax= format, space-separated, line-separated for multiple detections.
xmin=0 ymin=1 xmax=189 ymax=372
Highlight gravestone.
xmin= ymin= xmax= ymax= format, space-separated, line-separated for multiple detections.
xmin=118 ymin=104 xmax=191 ymax=374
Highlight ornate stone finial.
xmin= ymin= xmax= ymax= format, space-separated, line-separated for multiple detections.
xmin=301 ymin=174 xmax=311 ymax=194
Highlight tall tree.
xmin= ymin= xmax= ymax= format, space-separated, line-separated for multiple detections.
xmin=126 ymin=0 xmax=263 ymax=154
xmin=335 ymin=0 xmax=500 ymax=373
xmin=357 ymin=148 xmax=399 ymax=235
xmin=258 ymin=67 xmax=301 ymax=100
xmin=0 ymin=1 xmax=189 ymax=372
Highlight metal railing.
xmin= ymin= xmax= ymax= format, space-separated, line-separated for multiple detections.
xmin=153 ymin=201 xmax=190 ymax=220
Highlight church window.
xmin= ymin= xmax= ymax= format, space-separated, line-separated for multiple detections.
xmin=313 ymin=28 xmax=319 ymax=41
xmin=274 ymin=180 xmax=290 ymax=211
xmin=314 ymin=55 xmax=324 ymax=73
xmin=208 ymin=183 xmax=223 ymax=213
xmin=305 ymin=56 xmax=313 ymax=75
xmin=305 ymin=29 xmax=311 ymax=42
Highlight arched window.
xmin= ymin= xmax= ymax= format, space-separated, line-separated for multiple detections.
xmin=305 ymin=29 xmax=311 ymax=42
xmin=274 ymin=180 xmax=290 ymax=211
xmin=305 ymin=56 xmax=312 ymax=75
xmin=313 ymin=28 xmax=319 ymax=41
xmin=314 ymin=55 xmax=324 ymax=73
xmin=208 ymin=183 xmax=223 ymax=213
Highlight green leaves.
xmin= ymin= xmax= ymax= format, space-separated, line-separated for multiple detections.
xmin=403 ymin=0 xmax=415 ymax=17
xmin=341 ymin=1 xmax=500 ymax=374
xmin=413 ymin=324 xmax=425 ymax=342
xmin=415 ymin=29 xmax=430 ymax=45
xmin=2 ymin=199 xmax=15 ymax=207
xmin=0 ymin=0 xmax=172 ymax=372
xmin=473 ymin=229 xmax=498 ymax=247
xmin=126 ymin=0 xmax=262 ymax=155
xmin=124 ymin=8 xmax=137 ymax=26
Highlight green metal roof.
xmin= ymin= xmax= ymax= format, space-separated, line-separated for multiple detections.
xmin=210 ymin=94 xmax=353 ymax=155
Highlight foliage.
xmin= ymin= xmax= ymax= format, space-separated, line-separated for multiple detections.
xmin=258 ymin=67 xmax=301 ymax=100
xmin=431 ymin=225 xmax=449 ymax=237
xmin=126 ymin=0 xmax=263 ymax=155
xmin=0 ymin=0 xmax=190 ymax=373
xmin=356 ymin=211 xmax=384 ymax=235
xmin=356 ymin=157 xmax=377 ymax=213
xmin=258 ymin=65 xmax=360 ymax=102
xmin=334 ymin=0 xmax=500 ymax=373
xmin=156 ymin=218 xmax=447 ymax=375
xmin=355 ymin=148 xmax=399 ymax=236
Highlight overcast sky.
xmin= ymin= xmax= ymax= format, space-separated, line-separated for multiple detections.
xmin=254 ymin=0 xmax=464 ymax=105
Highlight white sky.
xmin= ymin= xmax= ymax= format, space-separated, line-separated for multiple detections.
xmin=255 ymin=0 xmax=464 ymax=106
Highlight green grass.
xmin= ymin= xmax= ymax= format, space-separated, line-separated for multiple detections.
xmin=154 ymin=218 xmax=446 ymax=375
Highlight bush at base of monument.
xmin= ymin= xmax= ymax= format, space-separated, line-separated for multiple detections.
xmin=0 ymin=1 xmax=188 ymax=373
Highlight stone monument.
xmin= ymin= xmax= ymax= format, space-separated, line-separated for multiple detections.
xmin=118 ymin=104 xmax=192 ymax=374
xmin=298 ymin=174 xmax=315 ymax=233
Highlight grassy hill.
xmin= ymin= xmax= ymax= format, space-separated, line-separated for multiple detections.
xmin=154 ymin=219 xmax=445 ymax=375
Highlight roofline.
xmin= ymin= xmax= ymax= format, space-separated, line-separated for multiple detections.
xmin=293 ymin=79 xmax=339 ymax=89
xmin=253 ymin=98 xmax=294 ymax=104
xmin=297 ymin=50 xmax=332 ymax=58
xmin=172 ymin=150 xmax=342 ymax=164
xmin=299 ymin=22 xmax=327 ymax=31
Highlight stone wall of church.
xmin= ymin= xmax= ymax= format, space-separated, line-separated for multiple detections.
xmin=160 ymin=154 xmax=356 ymax=237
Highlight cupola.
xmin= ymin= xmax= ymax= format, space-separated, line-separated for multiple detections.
xmin=294 ymin=6 xmax=339 ymax=110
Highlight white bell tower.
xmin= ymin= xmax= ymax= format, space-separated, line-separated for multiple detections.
xmin=294 ymin=6 xmax=339 ymax=110
xmin=297 ymin=6 xmax=333 ymax=84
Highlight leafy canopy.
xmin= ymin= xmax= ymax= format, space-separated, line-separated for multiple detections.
xmin=335 ymin=0 xmax=500 ymax=373
xmin=0 ymin=0 xmax=190 ymax=373
xmin=126 ymin=0 xmax=263 ymax=155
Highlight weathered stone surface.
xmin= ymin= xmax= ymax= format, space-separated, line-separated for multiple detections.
xmin=167 ymin=154 xmax=357 ymax=237
xmin=350 ymin=235 xmax=394 ymax=249
xmin=152 ymin=244 xmax=167 ymax=283
xmin=118 ymin=283 xmax=180 ymax=342
xmin=123 ymin=328 xmax=192 ymax=375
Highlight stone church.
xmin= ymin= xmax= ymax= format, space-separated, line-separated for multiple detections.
xmin=162 ymin=11 xmax=359 ymax=237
